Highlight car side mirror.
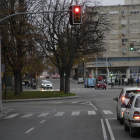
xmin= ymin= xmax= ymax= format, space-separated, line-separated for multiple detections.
xmin=113 ymin=97 xmax=118 ymax=102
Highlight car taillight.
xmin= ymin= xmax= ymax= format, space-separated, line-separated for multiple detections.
xmin=133 ymin=111 xmax=140 ymax=119
xmin=97 ymin=84 xmax=99 ymax=86
xmin=121 ymin=96 xmax=125 ymax=104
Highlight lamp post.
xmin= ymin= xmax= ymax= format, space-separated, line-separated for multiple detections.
xmin=95 ymin=55 xmax=97 ymax=79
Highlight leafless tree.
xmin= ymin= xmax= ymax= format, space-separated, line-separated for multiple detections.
xmin=30 ymin=0 xmax=111 ymax=94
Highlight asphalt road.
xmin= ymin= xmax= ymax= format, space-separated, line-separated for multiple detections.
xmin=0 ymin=78 xmax=140 ymax=140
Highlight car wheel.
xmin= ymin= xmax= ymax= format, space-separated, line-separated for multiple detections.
xmin=44 ymin=88 xmax=45 ymax=89
xmin=124 ymin=121 xmax=129 ymax=131
xmin=117 ymin=112 xmax=120 ymax=120
xmin=130 ymin=124 xmax=136 ymax=137
xmin=105 ymin=87 xmax=106 ymax=89
xmin=120 ymin=118 xmax=124 ymax=124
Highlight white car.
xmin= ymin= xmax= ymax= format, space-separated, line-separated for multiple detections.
xmin=113 ymin=87 xmax=140 ymax=124
xmin=123 ymin=94 xmax=140 ymax=137
xmin=78 ymin=78 xmax=84 ymax=84
xmin=41 ymin=80 xmax=52 ymax=89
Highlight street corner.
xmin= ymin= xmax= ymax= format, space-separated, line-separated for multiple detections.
xmin=0 ymin=109 xmax=16 ymax=119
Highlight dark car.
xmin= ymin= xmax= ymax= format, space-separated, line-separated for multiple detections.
xmin=95 ymin=81 xmax=106 ymax=89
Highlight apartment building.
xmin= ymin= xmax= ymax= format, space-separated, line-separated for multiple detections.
xmin=75 ymin=3 xmax=140 ymax=80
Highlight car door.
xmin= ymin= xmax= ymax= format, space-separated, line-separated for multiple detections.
xmin=117 ymin=89 xmax=124 ymax=113
xmin=124 ymin=96 xmax=135 ymax=126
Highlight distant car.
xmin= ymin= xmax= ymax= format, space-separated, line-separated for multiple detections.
xmin=123 ymin=94 xmax=140 ymax=137
xmin=113 ymin=87 xmax=140 ymax=124
xmin=41 ymin=80 xmax=52 ymax=89
xmin=95 ymin=81 xmax=106 ymax=89
xmin=84 ymin=78 xmax=96 ymax=88
xmin=107 ymin=79 xmax=114 ymax=85
xmin=78 ymin=78 xmax=84 ymax=84
xmin=45 ymin=75 xmax=50 ymax=78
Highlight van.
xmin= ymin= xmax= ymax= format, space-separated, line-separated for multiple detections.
xmin=84 ymin=78 xmax=96 ymax=88
xmin=78 ymin=78 xmax=84 ymax=84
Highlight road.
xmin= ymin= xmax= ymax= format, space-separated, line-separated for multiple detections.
xmin=0 ymin=78 xmax=140 ymax=140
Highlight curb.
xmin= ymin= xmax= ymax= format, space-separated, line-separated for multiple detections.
xmin=0 ymin=109 xmax=16 ymax=119
xmin=2 ymin=96 xmax=79 ymax=103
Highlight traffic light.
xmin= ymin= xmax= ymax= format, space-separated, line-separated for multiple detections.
xmin=69 ymin=5 xmax=82 ymax=25
xmin=130 ymin=43 xmax=134 ymax=51
xmin=110 ymin=71 xmax=113 ymax=77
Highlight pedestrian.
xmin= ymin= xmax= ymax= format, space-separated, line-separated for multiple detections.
xmin=122 ymin=78 xmax=124 ymax=86
xmin=130 ymin=78 xmax=133 ymax=86
xmin=136 ymin=78 xmax=139 ymax=86
xmin=25 ymin=81 xmax=28 ymax=88
xmin=119 ymin=79 xmax=121 ymax=86
xmin=115 ymin=78 xmax=117 ymax=85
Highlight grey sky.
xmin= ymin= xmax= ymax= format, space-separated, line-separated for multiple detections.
xmin=101 ymin=0 xmax=124 ymax=6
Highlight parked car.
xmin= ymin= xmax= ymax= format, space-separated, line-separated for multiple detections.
xmin=84 ymin=78 xmax=96 ymax=88
xmin=107 ymin=79 xmax=115 ymax=85
xmin=123 ymin=94 xmax=140 ymax=137
xmin=95 ymin=81 xmax=106 ymax=89
xmin=41 ymin=80 xmax=52 ymax=89
xmin=78 ymin=78 xmax=84 ymax=84
xmin=113 ymin=87 xmax=140 ymax=124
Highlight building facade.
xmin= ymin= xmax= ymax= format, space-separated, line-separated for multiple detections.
xmin=80 ymin=4 xmax=140 ymax=80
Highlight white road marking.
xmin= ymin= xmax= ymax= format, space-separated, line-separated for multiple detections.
xmin=80 ymin=102 xmax=89 ymax=105
xmin=21 ymin=114 xmax=33 ymax=118
xmin=105 ymin=119 xmax=115 ymax=140
xmin=5 ymin=114 xmax=18 ymax=119
xmin=71 ymin=111 xmax=80 ymax=115
xmin=103 ymin=110 xmax=113 ymax=114
xmin=38 ymin=113 xmax=49 ymax=117
xmin=89 ymin=101 xmax=98 ymax=110
xmin=88 ymin=111 xmax=96 ymax=115
xmin=40 ymin=120 xmax=46 ymax=123
xmin=55 ymin=112 xmax=65 ymax=116
xmin=71 ymin=101 xmax=80 ymax=104
xmin=101 ymin=119 xmax=108 ymax=140
xmin=25 ymin=128 xmax=34 ymax=133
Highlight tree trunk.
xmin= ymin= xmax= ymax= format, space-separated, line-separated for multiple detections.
xmin=59 ymin=69 xmax=64 ymax=91
xmin=64 ymin=72 xmax=70 ymax=94
xmin=13 ymin=70 xmax=21 ymax=95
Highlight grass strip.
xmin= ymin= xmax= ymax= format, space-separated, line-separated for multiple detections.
xmin=2 ymin=91 xmax=76 ymax=100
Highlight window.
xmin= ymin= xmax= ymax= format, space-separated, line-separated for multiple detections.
xmin=127 ymin=96 xmax=135 ymax=108
xmin=130 ymin=10 xmax=139 ymax=14
xmin=110 ymin=30 xmax=118 ymax=34
xmin=121 ymin=20 xmax=127 ymax=24
xmin=130 ymin=29 xmax=139 ymax=33
xmin=135 ymin=96 xmax=140 ymax=108
xmin=130 ymin=20 xmax=139 ymax=24
xmin=121 ymin=10 xmax=127 ymax=15
xmin=122 ymin=39 xmax=127 ymax=42
xmin=109 ymin=11 xmax=118 ymax=15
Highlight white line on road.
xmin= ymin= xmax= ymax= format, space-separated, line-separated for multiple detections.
xmin=71 ymin=101 xmax=80 ymax=104
xmin=5 ymin=114 xmax=18 ymax=119
xmin=71 ymin=111 xmax=80 ymax=115
xmin=103 ymin=110 xmax=113 ymax=114
xmin=89 ymin=101 xmax=98 ymax=110
xmin=101 ymin=119 xmax=108 ymax=140
xmin=40 ymin=120 xmax=46 ymax=123
xmin=105 ymin=119 xmax=115 ymax=140
xmin=38 ymin=113 xmax=49 ymax=117
xmin=21 ymin=114 xmax=33 ymax=118
xmin=25 ymin=128 xmax=34 ymax=133
xmin=88 ymin=111 xmax=96 ymax=115
xmin=55 ymin=112 xmax=65 ymax=116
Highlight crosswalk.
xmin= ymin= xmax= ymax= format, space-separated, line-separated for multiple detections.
xmin=4 ymin=110 xmax=113 ymax=119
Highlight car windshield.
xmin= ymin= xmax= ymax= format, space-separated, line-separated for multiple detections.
xmin=125 ymin=90 xmax=140 ymax=99
xmin=42 ymin=81 xmax=51 ymax=84
xmin=135 ymin=96 xmax=140 ymax=108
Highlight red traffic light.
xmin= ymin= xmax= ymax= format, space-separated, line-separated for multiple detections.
xmin=74 ymin=7 xmax=80 ymax=13
xmin=69 ymin=5 xmax=82 ymax=25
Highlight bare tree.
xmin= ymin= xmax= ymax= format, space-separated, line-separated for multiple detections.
xmin=30 ymin=0 xmax=111 ymax=94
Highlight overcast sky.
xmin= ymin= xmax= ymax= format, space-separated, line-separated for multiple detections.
xmin=101 ymin=0 xmax=124 ymax=6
